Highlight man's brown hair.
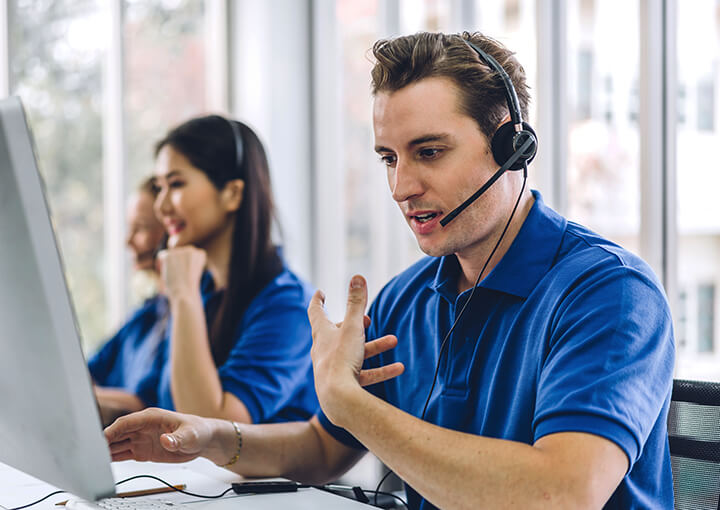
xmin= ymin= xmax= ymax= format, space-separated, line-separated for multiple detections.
xmin=371 ymin=31 xmax=531 ymax=142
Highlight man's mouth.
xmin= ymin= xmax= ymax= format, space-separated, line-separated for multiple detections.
xmin=413 ymin=212 xmax=438 ymax=223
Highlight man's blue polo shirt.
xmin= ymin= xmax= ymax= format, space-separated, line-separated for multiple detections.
xmin=319 ymin=191 xmax=675 ymax=510
xmin=156 ymin=264 xmax=320 ymax=423
xmin=88 ymin=295 xmax=168 ymax=406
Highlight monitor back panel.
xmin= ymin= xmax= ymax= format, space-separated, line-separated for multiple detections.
xmin=0 ymin=97 xmax=115 ymax=501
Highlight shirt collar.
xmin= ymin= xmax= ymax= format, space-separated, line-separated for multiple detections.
xmin=430 ymin=190 xmax=567 ymax=300
xmin=200 ymin=270 xmax=217 ymax=296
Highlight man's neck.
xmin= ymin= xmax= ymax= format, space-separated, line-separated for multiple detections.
xmin=455 ymin=192 xmax=535 ymax=294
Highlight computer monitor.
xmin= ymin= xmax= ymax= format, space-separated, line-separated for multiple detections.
xmin=0 ymin=96 xmax=116 ymax=501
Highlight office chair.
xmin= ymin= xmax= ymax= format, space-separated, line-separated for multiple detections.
xmin=669 ymin=378 xmax=720 ymax=510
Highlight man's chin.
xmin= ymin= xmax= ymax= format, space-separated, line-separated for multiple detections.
xmin=416 ymin=240 xmax=453 ymax=258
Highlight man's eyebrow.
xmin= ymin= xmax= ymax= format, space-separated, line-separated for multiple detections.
xmin=408 ymin=134 xmax=450 ymax=146
xmin=374 ymin=133 xmax=451 ymax=153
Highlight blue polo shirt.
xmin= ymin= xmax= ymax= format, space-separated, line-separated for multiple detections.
xmin=156 ymin=265 xmax=320 ymax=423
xmin=88 ymin=295 xmax=168 ymax=406
xmin=319 ymin=191 xmax=675 ymax=510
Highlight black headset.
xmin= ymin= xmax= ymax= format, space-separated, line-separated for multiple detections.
xmin=224 ymin=117 xmax=245 ymax=177
xmin=439 ymin=38 xmax=538 ymax=227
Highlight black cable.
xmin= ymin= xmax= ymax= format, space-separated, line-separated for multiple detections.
xmin=307 ymin=484 xmax=408 ymax=509
xmin=10 ymin=473 xmax=411 ymax=510
xmin=115 ymin=474 xmax=234 ymax=499
xmin=8 ymin=490 xmax=66 ymax=510
xmin=374 ymin=167 xmax=529 ymax=506
xmin=9 ymin=473 xmax=235 ymax=510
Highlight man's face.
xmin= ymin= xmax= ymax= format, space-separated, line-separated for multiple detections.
xmin=373 ymin=76 xmax=516 ymax=259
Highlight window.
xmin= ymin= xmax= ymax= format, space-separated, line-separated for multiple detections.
xmin=697 ymin=74 xmax=715 ymax=132
xmin=9 ymin=0 xmax=108 ymax=346
xmin=675 ymin=0 xmax=720 ymax=379
xmin=124 ymin=0 xmax=208 ymax=195
xmin=677 ymin=289 xmax=688 ymax=350
xmin=566 ymin=0 xmax=641 ymax=255
xmin=8 ymin=0 xmax=215 ymax=352
xmin=698 ymin=284 xmax=715 ymax=353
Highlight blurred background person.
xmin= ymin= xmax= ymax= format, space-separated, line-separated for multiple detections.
xmin=89 ymin=177 xmax=168 ymax=425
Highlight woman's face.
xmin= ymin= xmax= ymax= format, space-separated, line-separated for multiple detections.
xmin=125 ymin=190 xmax=165 ymax=271
xmin=153 ymin=145 xmax=237 ymax=250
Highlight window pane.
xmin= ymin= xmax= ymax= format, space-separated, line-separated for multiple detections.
xmin=9 ymin=0 xmax=107 ymax=348
xmin=675 ymin=0 xmax=720 ymax=379
xmin=124 ymin=0 xmax=208 ymax=195
xmin=566 ymin=0 xmax=640 ymax=255
xmin=400 ymin=0 xmax=452 ymax=32
xmin=698 ymin=284 xmax=715 ymax=354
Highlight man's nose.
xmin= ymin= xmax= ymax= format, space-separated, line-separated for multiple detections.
xmin=390 ymin=159 xmax=423 ymax=203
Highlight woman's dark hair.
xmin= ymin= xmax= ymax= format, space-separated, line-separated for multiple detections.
xmin=155 ymin=115 xmax=283 ymax=365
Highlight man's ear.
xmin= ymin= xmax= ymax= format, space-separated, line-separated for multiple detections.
xmin=221 ymin=179 xmax=244 ymax=212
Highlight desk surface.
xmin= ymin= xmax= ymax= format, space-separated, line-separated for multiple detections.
xmin=0 ymin=458 xmax=371 ymax=509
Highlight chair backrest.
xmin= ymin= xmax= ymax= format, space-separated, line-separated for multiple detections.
xmin=669 ymin=379 xmax=720 ymax=510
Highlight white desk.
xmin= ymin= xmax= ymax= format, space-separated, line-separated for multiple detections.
xmin=0 ymin=459 xmax=372 ymax=509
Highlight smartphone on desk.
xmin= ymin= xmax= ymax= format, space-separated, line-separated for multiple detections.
xmin=232 ymin=481 xmax=300 ymax=494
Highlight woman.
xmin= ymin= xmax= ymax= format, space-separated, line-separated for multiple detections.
xmin=151 ymin=115 xmax=318 ymax=424
xmin=89 ymin=177 xmax=168 ymax=425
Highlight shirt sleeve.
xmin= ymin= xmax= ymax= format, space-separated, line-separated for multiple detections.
xmin=533 ymin=264 xmax=675 ymax=469
xmin=87 ymin=330 xmax=124 ymax=386
xmin=217 ymin=284 xmax=316 ymax=424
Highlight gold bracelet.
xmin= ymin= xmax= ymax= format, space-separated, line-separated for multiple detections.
xmin=222 ymin=421 xmax=242 ymax=467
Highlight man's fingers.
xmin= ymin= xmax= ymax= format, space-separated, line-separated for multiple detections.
xmin=364 ymin=335 xmax=398 ymax=359
xmin=357 ymin=363 xmax=405 ymax=387
xmin=343 ymin=275 xmax=368 ymax=326
xmin=307 ymin=290 xmax=330 ymax=331
xmin=336 ymin=315 xmax=371 ymax=329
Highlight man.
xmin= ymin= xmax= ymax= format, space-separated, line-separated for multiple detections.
xmin=105 ymin=32 xmax=674 ymax=509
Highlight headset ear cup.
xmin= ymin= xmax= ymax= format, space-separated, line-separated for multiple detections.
xmin=491 ymin=121 xmax=538 ymax=170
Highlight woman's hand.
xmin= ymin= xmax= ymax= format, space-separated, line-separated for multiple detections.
xmin=104 ymin=408 xmax=236 ymax=466
xmin=94 ymin=386 xmax=145 ymax=427
xmin=157 ymin=246 xmax=206 ymax=300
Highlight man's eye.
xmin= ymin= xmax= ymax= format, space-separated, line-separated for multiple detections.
xmin=419 ymin=147 xmax=441 ymax=159
xmin=168 ymin=180 xmax=184 ymax=188
xmin=379 ymin=154 xmax=397 ymax=166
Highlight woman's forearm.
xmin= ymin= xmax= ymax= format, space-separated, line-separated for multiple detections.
xmin=169 ymin=294 xmax=229 ymax=417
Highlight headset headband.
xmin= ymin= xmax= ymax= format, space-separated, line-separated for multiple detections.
xmin=462 ymin=39 xmax=524 ymax=129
